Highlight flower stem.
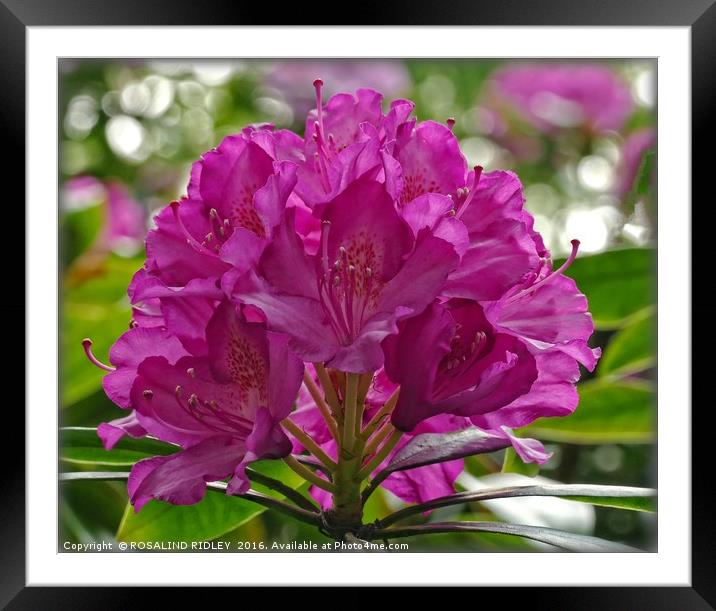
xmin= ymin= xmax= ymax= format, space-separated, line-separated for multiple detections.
xmin=281 ymin=418 xmax=338 ymax=471
xmin=353 ymin=373 xmax=372 ymax=438
xmin=362 ymin=421 xmax=394 ymax=457
xmin=302 ymin=371 xmax=340 ymax=442
xmin=360 ymin=387 xmax=400 ymax=440
xmin=342 ymin=373 xmax=359 ymax=453
xmin=244 ymin=467 xmax=319 ymax=512
xmin=315 ymin=363 xmax=343 ymax=424
xmin=283 ymin=455 xmax=335 ymax=493
xmin=357 ymin=428 xmax=402 ymax=481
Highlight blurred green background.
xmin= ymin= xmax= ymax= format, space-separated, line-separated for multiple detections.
xmin=59 ymin=58 xmax=656 ymax=552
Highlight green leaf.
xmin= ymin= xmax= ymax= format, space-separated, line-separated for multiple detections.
xmin=60 ymin=427 xmax=178 ymax=467
xmin=598 ymin=311 xmax=655 ymax=378
xmin=558 ymin=248 xmax=654 ymax=330
xmin=115 ymin=460 xmax=307 ymax=543
xmin=61 ymin=479 xmax=128 ymax=544
xmin=379 ymin=483 xmax=656 ymax=528
xmin=376 ymin=521 xmax=640 ymax=552
xmin=523 ymin=379 xmax=654 ymax=444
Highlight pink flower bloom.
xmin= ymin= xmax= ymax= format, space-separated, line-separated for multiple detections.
xmin=141 ymin=129 xmax=297 ymax=297
xmin=233 ymin=178 xmax=463 ymax=373
xmin=110 ymin=301 xmax=302 ymax=510
xmin=262 ymin=60 xmax=411 ymax=118
xmin=86 ymin=81 xmax=600 ymax=515
xmin=383 ymin=299 xmax=538 ymax=432
xmin=488 ymin=63 xmax=634 ymax=135
xmin=63 ymin=176 xmax=146 ymax=256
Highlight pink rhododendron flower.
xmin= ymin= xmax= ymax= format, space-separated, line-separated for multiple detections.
xmin=63 ymin=176 xmax=146 ymax=256
xmin=87 ymin=300 xmax=302 ymax=510
xmin=86 ymin=80 xmax=600 ymax=517
xmin=487 ymin=63 xmax=634 ymax=135
xmin=262 ymin=60 xmax=411 ymax=118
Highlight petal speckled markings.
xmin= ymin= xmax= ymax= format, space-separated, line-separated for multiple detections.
xmin=235 ymin=179 xmax=461 ymax=373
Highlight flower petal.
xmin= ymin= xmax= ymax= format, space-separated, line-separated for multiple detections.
xmin=198 ymin=135 xmax=275 ymax=235
xmin=393 ymin=120 xmax=468 ymax=205
xmin=234 ymin=271 xmax=339 ymax=364
xmin=128 ymin=436 xmax=246 ymax=511
xmin=97 ymin=411 xmax=148 ymax=450
xmin=103 ymin=327 xmax=188 ymax=408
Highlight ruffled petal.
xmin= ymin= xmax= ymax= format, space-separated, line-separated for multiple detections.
xmin=97 ymin=411 xmax=148 ymax=450
xmin=128 ymin=436 xmax=246 ymax=511
xmin=103 ymin=327 xmax=188 ymax=408
xmin=393 ymin=120 xmax=468 ymax=205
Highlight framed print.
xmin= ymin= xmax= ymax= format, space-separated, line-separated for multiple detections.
xmin=9 ymin=0 xmax=711 ymax=606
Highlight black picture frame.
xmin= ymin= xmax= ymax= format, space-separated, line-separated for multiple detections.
xmin=8 ymin=0 xmax=710 ymax=606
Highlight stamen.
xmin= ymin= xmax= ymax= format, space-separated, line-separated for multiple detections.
xmin=187 ymin=368 xmax=196 ymax=378
xmin=81 ymin=339 xmax=115 ymax=372
xmin=313 ymin=121 xmax=332 ymax=192
xmin=170 ymin=201 xmax=220 ymax=258
xmin=507 ymin=239 xmax=581 ymax=303
xmin=313 ymin=78 xmax=325 ymax=139
xmin=446 ymin=117 xmax=456 ymax=131
xmin=455 ymin=166 xmax=484 ymax=220
xmin=143 ymin=389 xmax=154 ymax=399
xmin=321 ymin=221 xmax=331 ymax=277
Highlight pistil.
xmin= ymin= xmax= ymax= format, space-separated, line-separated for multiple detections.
xmin=81 ymin=339 xmax=115 ymax=372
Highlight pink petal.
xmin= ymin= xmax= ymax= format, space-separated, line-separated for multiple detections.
xmin=128 ymin=436 xmax=246 ymax=511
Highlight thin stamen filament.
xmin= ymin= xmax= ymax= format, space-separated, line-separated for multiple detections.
xmin=508 ymin=239 xmax=580 ymax=303
xmin=81 ymin=339 xmax=115 ymax=372
xmin=455 ymin=165 xmax=483 ymax=220
xmin=170 ymin=201 xmax=220 ymax=258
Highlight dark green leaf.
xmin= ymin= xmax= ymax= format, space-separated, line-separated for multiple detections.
xmin=115 ymin=460 xmax=308 ymax=543
xmin=375 ymin=521 xmax=640 ymax=552
xmin=598 ymin=311 xmax=656 ymax=378
xmin=60 ymin=427 xmax=178 ymax=467
xmin=379 ymin=483 xmax=656 ymax=528
xmin=558 ymin=248 xmax=654 ymax=330
xmin=523 ymin=379 xmax=654 ymax=444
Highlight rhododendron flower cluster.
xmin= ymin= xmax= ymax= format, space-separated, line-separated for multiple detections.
xmin=84 ymin=80 xmax=599 ymax=528
xmin=486 ymin=63 xmax=633 ymax=135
